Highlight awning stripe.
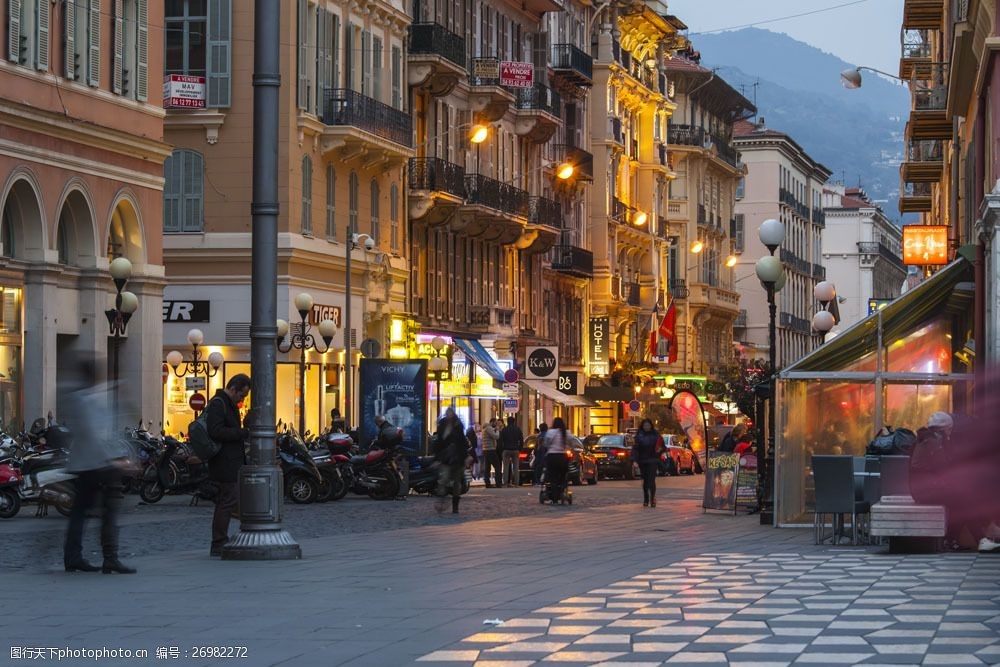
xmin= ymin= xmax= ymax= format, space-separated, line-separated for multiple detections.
xmin=453 ymin=338 xmax=506 ymax=382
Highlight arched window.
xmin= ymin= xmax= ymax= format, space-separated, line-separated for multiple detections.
xmin=301 ymin=156 xmax=313 ymax=235
xmin=326 ymin=165 xmax=336 ymax=240
xmin=163 ymin=149 xmax=204 ymax=232
xmin=389 ymin=183 xmax=399 ymax=253
xmin=370 ymin=179 xmax=380 ymax=244
xmin=348 ymin=171 xmax=358 ymax=236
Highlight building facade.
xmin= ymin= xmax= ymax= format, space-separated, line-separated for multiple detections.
xmin=732 ymin=118 xmax=832 ymax=368
xmin=161 ymin=0 xmax=410 ymax=435
xmin=1 ymin=0 xmax=169 ymax=430
xmin=821 ymin=185 xmax=906 ymax=334
xmin=663 ymin=49 xmax=754 ymax=378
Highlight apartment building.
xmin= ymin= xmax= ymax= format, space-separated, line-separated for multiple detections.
xmin=732 ymin=117 xmax=832 ymax=367
xmin=1 ymin=0 xmax=169 ymax=429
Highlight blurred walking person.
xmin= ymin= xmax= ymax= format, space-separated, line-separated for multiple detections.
xmin=432 ymin=407 xmax=470 ymax=513
xmin=632 ymin=418 xmax=661 ymax=508
xmin=63 ymin=356 xmax=135 ymax=574
xmin=206 ymin=374 xmax=251 ymax=557
xmin=499 ymin=416 xmax=524 ymax=487
xmin=532 ymin=423 xmax=548 ymax=485
xmin=481 ymin=418 xmax=502 ymax=488
xmin=542 ymin=418 xmax=569 ymax=502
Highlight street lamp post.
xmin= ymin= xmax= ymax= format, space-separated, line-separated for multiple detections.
xmin=166 ymin=328 xmax=225 ymax=418
xmin=276 ymin=292 xmax=337 ymax=437
xmin=105 ymin=257 xmax=138 ymax=428
xmin=812 ymin=281 xmax=837 ymax=343
xmin=754 ymin=218 xmax=785 ymax=526
xmin=428 ymin=336 xmax=448 ymax=424
xmin=344 ymin=230 xmax=375 ymax=433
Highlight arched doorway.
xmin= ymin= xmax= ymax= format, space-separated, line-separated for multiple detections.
xmin=1 ymin=177 xmax=45 ymax=261
xmin=56 ymin=189 xmax=98 ymax=268
xmin=106 ymin=196 xmax=145 ymax=263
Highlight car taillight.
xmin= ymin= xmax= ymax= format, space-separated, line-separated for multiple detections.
xmin=565 ymin=451 xmax=573 ymax=459
xmin=518 ymin=452 xmax=528 ymax=459
xmin=613 ymin=449 xmax=627 ymax=458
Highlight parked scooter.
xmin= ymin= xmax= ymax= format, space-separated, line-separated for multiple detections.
xmin=0 ymin=424 xmax=76 ymax=517
xmin=277 ymin=428 xmax=332 ymax=504
xmin=406 ymin=454 xmax=471 ymax=495
xmin=139 ymin=435 xmax=215 ymax=504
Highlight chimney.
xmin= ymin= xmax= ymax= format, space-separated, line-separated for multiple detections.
xmin=756 ymin=116 xmax=766 ymax=130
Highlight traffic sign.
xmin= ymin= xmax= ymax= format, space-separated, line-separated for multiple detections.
xmin=502 ymin=382 xmax=519 ymax=397
xmin=502 ymin=398 xmax=519 ymax=413
xmin=185 ymin=376 xmax=206 ymax=391
xmin=628 ymin=400 xmax=641 ymax=413
xmin=360 ymin=338 xmax=381 ymax=358
xmin=503 ymin=368 xmax=519 ymax=383
xmin=189 ymin=392 xmax=207 ymax=411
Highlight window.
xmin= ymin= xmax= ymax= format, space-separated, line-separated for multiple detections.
xmin=360 ymin=29 xmax=371 ymax=96
xmin=389 ymin=183 xmax=399 ymax=253
xmin=370 ymin=179 xmax=380 ymax=243
xmin=167 ymin=0 xmax=230 ymax=106
xmin=301 ymin=156 xmax=313 ymax=235
xmin=7 ymin=0 xmax=48 ymax=70
xmin=372 ymin=36 xmax=382 ymax=103
xmin=348 ymin=171 xmax=358 ymax=236
xmin=391 ymin=45 xmax=401 ymax=109
xmin=115 ymin=0 xmax=148 ymax=100
xmin=63 ymin=0 xmax=94 ymax=81
xmin=732 ymin=214 xmax=744 ymax=253
xmin=736 ymin=177 xmax=745 ymax=200
xmin=163 ymin=149 xmax=205 ymax=232
xmin=326 ymin=165 xmax=336 ymax=239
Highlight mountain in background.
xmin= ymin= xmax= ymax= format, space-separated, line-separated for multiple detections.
xmin=689 ymin=28 xmax=911 ymax=222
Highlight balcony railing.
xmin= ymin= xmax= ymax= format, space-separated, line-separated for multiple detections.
xmin=657 ymin=143 xmax=668 ymax=167
xmin=903 ymin=181 xmax=933 ymax=196
xmin=464 ymin=174 xmax=529 ymax=217
xmin=407 ymin=23 xmax=467 ymax=69
xmin=551 ymin=43 xmax=593 ymax=84
xmin=517 ymin=83 xmax=561 ymax=117
xmin=697 ymin=203 xmax=707 ymax=226
xmin=812 ymin=208 xmax=825 ymax=227
xmin=901 ymin=29 xmax=932 ymax=60
xmin=669 ymin=278 xmax=689 ymax=299
xmin=529 ymin=196 xmax=561 ymax=228
xmin=908 ymin=139 xmax=944 ymax=162
xmin=322 ymin=88 xmax=413 ymax=148
xmin=668 ymin=123 xmax=706 ymax=147
xmin=550 ymin=245 xmax=594 ymax=277
xmin=611 ymin=197 xmax=628 ymax=222
xmin=812 ymin=263 xmax=826 ymax=280
xmin=779 ymin=311 xmax=812 ymax=335
xmin=625 ymin=282 xmax=641 ymax=306
xmin=779 ymin=247 xmax=812 ymax=275
xmin=955 ymin=0 xmax=969 ymax=22
xmin=557 ymin=144 xmax=594 ymax=180
xmin=912 ymin=65 xmax=949 ymax=109
xmin=857 ymin=241 xmax=905 ymax=270
xmin=710 ymin=134 xmax=740 ymax=168
xmin=611 ymin=40 xmax=632 ymax=69
xmin=469 ymin=56 xmax=501 ymax=86
xmin=407 ymin=158 xmax=465 ymax=198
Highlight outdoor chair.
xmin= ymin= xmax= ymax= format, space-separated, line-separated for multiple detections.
xmin=879 ymin=455 xmax=911 ymax=498
xmin=812 ymin=455 xmax=870 ymax=545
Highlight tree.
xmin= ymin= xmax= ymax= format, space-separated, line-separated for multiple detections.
xmin=717 ymin=358 xmax=773 ymax=419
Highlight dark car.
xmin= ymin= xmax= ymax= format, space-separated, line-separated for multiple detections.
xmin=522 ymin=434 xmax=598 ymax=486
xmin=589 ymin=434 xmax=638 ymax=480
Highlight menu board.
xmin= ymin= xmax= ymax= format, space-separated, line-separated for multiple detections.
xmin=735 ymin=453 xmax=758 ymax=511
xmin=702 ymin=452 xmax=739 ymax=512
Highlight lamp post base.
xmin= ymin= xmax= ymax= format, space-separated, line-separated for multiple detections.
xmin=222 ymin=464 xmax=301 ymax=560
xmin=221 ymin=529 xmax=301 ymax=560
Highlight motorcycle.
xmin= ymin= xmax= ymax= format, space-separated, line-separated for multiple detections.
xmin=406 ymin=454 xmax=471 ymax=496
xmin=139 ymin=435 xmax=215 ymax=504
xmin=339 ymin=437 xmax=400 ymax=501
xmin=0 ymin=425 xmax=76 ymax=517
xmin=0 ymin=456 xmax=23 ymax=518
xmin=277 ymin=429 xmax=332 ymax=504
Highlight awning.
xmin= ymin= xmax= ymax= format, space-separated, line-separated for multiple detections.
xmin=453 ymin=338 xmax=506 ymax=382
xmin=521 ymin=379 xmax=597 ymax=408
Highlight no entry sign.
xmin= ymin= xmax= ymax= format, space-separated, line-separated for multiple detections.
xmin=189 ymin=392 xmax=207 ymax=412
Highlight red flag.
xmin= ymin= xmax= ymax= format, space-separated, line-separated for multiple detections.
xmin=658 ymin=299 xmax=677 ymax=363
xmin=648 ymin=307 xmax=659 ymax=359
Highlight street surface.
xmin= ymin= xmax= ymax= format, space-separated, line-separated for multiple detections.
xmin=3 ymin=476 xmax=999 ymax=666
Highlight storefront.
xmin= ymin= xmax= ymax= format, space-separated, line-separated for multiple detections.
xmin=775 ymin=253 xmax=975 ymax=526
xmin=418 ymin=334 xmax=511 ymax=433
xmin=0 ymin=283 xmax=22 ymax=432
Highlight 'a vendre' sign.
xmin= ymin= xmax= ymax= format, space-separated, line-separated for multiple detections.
xmin=163 ymin=74 xmax=206 ymax=109
xmin=500 ymin=61 xmax=533 ymax=88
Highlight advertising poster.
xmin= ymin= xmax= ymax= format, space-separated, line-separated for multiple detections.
xmin=735 ymin=453 xmax=758 ymax=511
xmin=358 ymin=359 xmax=427 ymax=454
xmin=702 ymin=452 xmax=739 ymax=512
xmin=670 ymin=390 xmax=707 ymax=464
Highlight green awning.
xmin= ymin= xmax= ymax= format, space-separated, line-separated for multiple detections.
xmin=784 ymin=255 xmax=973 ymax=374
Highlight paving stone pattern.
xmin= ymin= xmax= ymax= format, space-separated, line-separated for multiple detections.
xmin=419 ymin=552 xmax=1000 ymax=666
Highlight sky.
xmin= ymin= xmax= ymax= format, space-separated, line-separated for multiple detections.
xmin=666 ymin=0 xmax=905 ymax=76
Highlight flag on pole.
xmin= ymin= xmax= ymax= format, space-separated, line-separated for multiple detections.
xmin=648 ymin=306 xmax=659 ymax=359
xmin=658 ymin=298 xmax=678 ymax=363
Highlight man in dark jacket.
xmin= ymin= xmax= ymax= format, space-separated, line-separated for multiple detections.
xmin=432 ymin=408 xmax=470 ymax=513
xmin=499 ymin=417 xmax=524 ymax=487
xmin=206 ymin=374 xmax=251 ymax=557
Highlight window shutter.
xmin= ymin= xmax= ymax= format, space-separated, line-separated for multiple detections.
xmin=326 ymin=165 xmax=336 ymax=239
xmin=182 ymin=150 xmax=205 ymax=232
xmin=87 ymin=0 xmax=100 ymax=85
xmin=314 ymin=7 xmax=325 ymax=116
xmin=112 ymin=0 xmax=123 ymax=94
xmin=297 ymin=0 xmax=308 ymax=109
xmin=344 ymin=26 xmax=353 ymax=91
xmin=331 ymin=14 xmax=339 ymax=89
xmin=360 ymin=30 xmax=370 ymax=96
xmin=206 ymin=0 xmax=231 ymax=107
xmin=136 ymin=0 xmax=148 ymax=100
xmin=35 ymin=0 xmax=49 ymax=70
xmin=64 ymin=0 xmax=76 ymax=78
xmin=391 ymin=45 xmax=400 ymax=109
xmin=301 ymin=156 xmax=312 ymax=234
xmin=323 ymin=10 xmax=333 ymax=105
xmin=8 ymin=0 xmax=21 ymax=63
xmin=372 ymin=36 xmax=382 ymax=103
xmin=163 ymin=152 xmax=181 ymax=233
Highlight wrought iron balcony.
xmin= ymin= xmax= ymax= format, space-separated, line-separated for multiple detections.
xmin=556 ymin=144 xmax=594 ymax=181
xmin=611 ymin=197 xmax=628 ymax=222
xmin=903 ymin=139 xmax=944 ymax=182
xmin=812 ymin=208 xmax=826 ymax=227
xmin=908 ymin=139 xmax=943 ymax=162
xmin=812 ymin=263 xmax=826 ymax=280
xmin=711 ymin=135 xmax=741 ymax=169
xmin=551 ymin=43 xmax=593 ymax=86
xmin=669 ymin=278 xmax=689 ymax=299
xmin=529 ymin=196 xmax=561 ymax=228
xmin=857 ymin=242 xmax=905 ymax=270
xmin=464 ymin=174 xmax=529 ymax=218
xmin=611 ymin=40 xmax=632 ymax=69
xmin=734 ymin=309 xmax=747 ymax=328
xmin=779 ymin=311 xmax=812 ymax=335
xmin=322 ymin=88 xmax=413 ymax=148
xmin=609 ymin=116 xmax=623 ymax=144
xmin=779 ymin=248 xmax=812 ymax=275
xmin=899 ymin=181 xmax=933 ymax=212
xmin=469 ymin=57 xmax=501 ymax=86
xmin=408 ymin=23 xmax=466 ymax=69
xmin=668 ymin=123 xmax=705 ymax=147
xmin=550 ymin=245 xmax=594 ymax=278
xmin=517 ymin=83 xmax=561 ymax=117
xmin=407 ymin=158 xmax=465 ymax=198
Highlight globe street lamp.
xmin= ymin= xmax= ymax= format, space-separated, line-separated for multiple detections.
xmin=105 ymin=257 xmax=138 ymax=428
xmin=276 ymin=292 xmax=337 ymax=437
xmin=428 ymin=336 xmax=448 ymax=427
xmin=166 ymin=328 xmax=225 ymax=418
xmin=344 ymin=231 xmax=376 ymax=432
xmin=812 ymin=281 xmax=838 ymax=343
xmin=754 ymin=218 xmax=785 ymax=525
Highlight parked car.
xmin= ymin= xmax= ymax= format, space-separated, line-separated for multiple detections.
xmin=589 ymin=434 xmax=638 ymax=480
xmin=521 ymin=433 xmax=598 ymax=486
xmin=658 ymin=434 xmax=702 ymax=476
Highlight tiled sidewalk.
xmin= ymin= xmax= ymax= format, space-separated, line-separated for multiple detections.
xmin=419 ymin=552 xmax=1000 ymax=666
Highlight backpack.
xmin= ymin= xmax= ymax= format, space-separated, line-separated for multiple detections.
xmin=865 ymin=426 xmax=917 ymax=456
xmin=187 ymin=402 xmax=222 ymax=461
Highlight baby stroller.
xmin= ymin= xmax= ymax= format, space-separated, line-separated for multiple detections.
xmin=538 ymin=458 xmax=573 ymax=505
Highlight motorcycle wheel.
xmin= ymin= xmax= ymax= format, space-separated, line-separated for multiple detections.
xmin=315 ymin=470 xmax=342 ymax=503
xmin=140 ymin=480 xmax=165 ymax=504
xmin=288 ymin=475 xmax=318 ymax=504
xmin=53 ymin=484 xmax=74 ymax=517
xmin=330 ymin=466 xmax=350 ymax=501
xmin=0 ymin=489 xmax=20 ymax=518
xmin=367 ymin=470 xmax=399 ymax=501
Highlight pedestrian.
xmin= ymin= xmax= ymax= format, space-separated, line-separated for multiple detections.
xmin=432 ymin=407 xmax=470 ymax=513
xmin=533 ymin=422 xmax=548 ymax=485
xmin=375 ymin=415 xmax=407 ymax=499
xmin=719 ymin=424 xmax=745 ymax=453
xmin=499 ymin=416 xmax=524 ymax=487
xmin=330 ymin=407 xmax=345 ymax=433
xmin=734 ymin=429 xmax=754 ymax=456
xmin=62 ymin=356 xmax=135 ymax=574
xmin=206 ymin=374 xmax=251 ymax=558
xmin=542 ymin=418 xmax=569 ymax=502
xmin=632 ymin=418 xmax=661 ymax=508
xmin=481 ymin=418 xmax=502 ymax=488
xmin=466 ymin=423 xmax=481 ymax=480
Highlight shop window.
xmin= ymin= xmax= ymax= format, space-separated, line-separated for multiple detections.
xmin=166 ymin=0 xmax=230 ymax=106
xmin=301 ymin=155 xmax=312 ymax=235
xmin=163 ymin=149 xmax=204 ymax=233
xmin=0 ymin=286 xmax=22 ymax=433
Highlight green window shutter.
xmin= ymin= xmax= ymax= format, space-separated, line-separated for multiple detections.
xmin=8 ymin=0 xmax=21 ymax=63
xmin=296 ymin=0 xmax=308 ymax=109
xmin=372 ymin=36 xmax=381 ymax=103
xmin=391 ymin=45 xmax=400 ymax=109
xmin=331 ymin=14 xmax=339 ymax=91
xmin=87 ymin=0 xmax=100 ymax=86
xmin=326 ymin=165 xmax=336 ymax=239
xmin=136 ymin=0 xmax=148 ymax=100
xmin=64 ymin=0 xmax=76 ymax=78
xmin=322 ymin=9 xmax=333 ymax=113
xmin=360 ymin=30 xmax=369 ymax=96
xmin=112 ymin=0 xmax=123 ymax=94
xmin=301 ymin=156 xmax=312 ymax=234
xmin=181 ymin=150 xmax=205 ymax=232
xmin=314 ymin=7 xmax=325 ymax=116
xmin=207 ymin=0 xmax=230 ymax=107
xmin=163 ymin=152 xmax=181 ymax=233
xmin=36 ymin=0 xmax=49 ymax=70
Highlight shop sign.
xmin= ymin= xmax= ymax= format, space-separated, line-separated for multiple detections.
xmin=902 ymin=224 xmax=949 ymax=265
xmin=868 ymin=299 xmax=892 ymax=315
xmin=500 ymin=61 xmax=533 ymax=88
xmin=358 ymin=359 xmax=428 ymax=455
xmin=162 ymin=300 xmax=210 ymax=323
xmin=309 ymin=303 xmax=342 ymax=327
xmin=589 ymin=317 xmax=609 ymax=376
xmin=474 ymin=58 xmax=500 ymax=78
xmin=557 ymin=371 xmax=578 ymax=395
xmin=525 ymin=346 xmax=559 ymax=379
xmin=503 ymin=398 xmax=519 ymax=413
xmin=185 ymin=376 xmax=206 ymax=391
xmin=163 ymin=74 xmax=206 ymax=109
